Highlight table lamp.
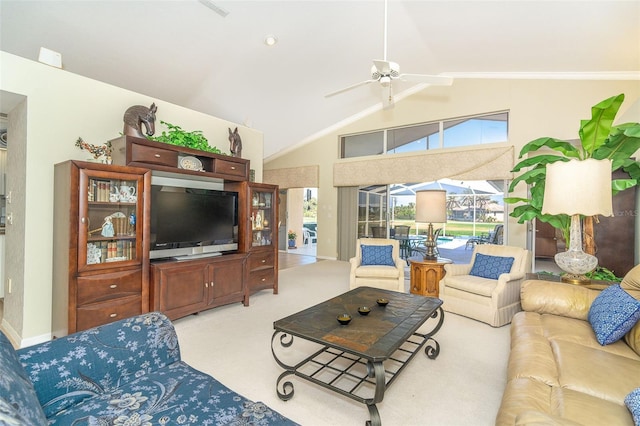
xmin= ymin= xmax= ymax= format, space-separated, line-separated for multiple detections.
xmin=542 ymin=158 xmax=613 ymax=284
xmin=415 ymin=190 xmax=447 ymax=261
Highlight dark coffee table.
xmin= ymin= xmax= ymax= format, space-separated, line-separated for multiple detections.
xmin=271 ymin=286 xmax=444 ymax=426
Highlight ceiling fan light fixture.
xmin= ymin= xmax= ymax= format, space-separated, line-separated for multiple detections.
xmin=264 ymin=35 xmax=278 ymax=46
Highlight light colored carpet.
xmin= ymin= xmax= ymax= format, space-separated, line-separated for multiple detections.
xmin=173 ymin=260 xmax=510 ymax=425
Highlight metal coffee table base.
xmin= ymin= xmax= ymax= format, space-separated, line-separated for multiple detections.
xmin=272 ymin=306 xmax=444 ymax=426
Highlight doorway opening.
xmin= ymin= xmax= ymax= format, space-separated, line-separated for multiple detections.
xmin=280 ymin=187 xmax=317 ymax=256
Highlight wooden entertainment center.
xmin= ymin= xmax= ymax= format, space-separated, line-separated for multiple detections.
xmin=52 ymin=136 xmax=278 ymax=335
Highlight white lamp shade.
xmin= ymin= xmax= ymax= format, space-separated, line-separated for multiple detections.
xmin=415 ymin=190 xmax=447 ymax=223
xmin=542 ymin=158 xmax=613 ymax=217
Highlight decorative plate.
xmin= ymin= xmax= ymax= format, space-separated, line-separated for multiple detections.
xmin=179 ymin=156 xmax=203 ymax=171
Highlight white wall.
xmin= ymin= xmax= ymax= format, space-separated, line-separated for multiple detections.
xmin=0 ymin=51 xmax=264 ymax=345
xmin=265 ymin=78 xmax=640 ymax=260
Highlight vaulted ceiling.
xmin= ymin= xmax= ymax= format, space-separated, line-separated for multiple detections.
xmin=1 ymin=1 xmax=639 ymax=159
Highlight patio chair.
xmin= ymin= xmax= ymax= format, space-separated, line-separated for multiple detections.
xmin=303 ymin=228 xmax=317 ymax=245
xmin=394 ymin=225 xmax=410 ymax=237
xmin=371 ymin=225 xmax=387 ymax=238
xmin=465 ymin=224 xmax=503 ymax=249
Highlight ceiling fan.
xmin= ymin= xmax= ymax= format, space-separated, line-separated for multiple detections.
xmin=325 ymin=0 xmax=453 ymax=108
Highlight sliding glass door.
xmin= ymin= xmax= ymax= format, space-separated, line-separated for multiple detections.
xmin=357 ymin=185 xmax=388 ymax=238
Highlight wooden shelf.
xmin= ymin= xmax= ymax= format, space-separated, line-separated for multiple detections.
xmin=110 ymin=135 xmax=250 ymax=182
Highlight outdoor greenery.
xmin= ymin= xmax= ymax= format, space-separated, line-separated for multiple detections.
xmin=391 ymin=219 xmax=497 ymax=237
xmin=148 ymin=120 xmax=224 ymax=154
xmin=392 ymin=195 xmax=499 ymax=222
xmin=505 ymin=93 xmax=640 ymax=244
xmin=303 ymin=197 xmax=317 ymax=219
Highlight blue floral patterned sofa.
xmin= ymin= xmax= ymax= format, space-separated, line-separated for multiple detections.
xmin=0 ymin=312 xmax=297 ymax=425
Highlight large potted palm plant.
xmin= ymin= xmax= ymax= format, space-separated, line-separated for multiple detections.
xmin=505 ymin=93 xmax=640 ymax=276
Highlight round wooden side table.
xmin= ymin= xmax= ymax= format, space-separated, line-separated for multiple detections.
xmin=408 ymin=256 xmax=452 ymax=298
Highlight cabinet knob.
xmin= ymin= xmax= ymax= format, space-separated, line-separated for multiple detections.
xmin=109 ymin=313 xmax=117 ymax=318
xmin=109 ymin=284 xmax=117 ymax=289
xmin=210 ymin=282 xmax=214 ymax=287
xmin=261 ymin=278 xmax=266 ymax=282
xmin=261 ymin=259 xmax=266 ymax=263
xmin=205 ymin=282 xmax=208 ymax=288
xmin=230 ymin=166 xmax=236 ymax=170
xmin=154 ymin=154 xmax=161 ymax=158
xmin=81 ymin=217 xmax=86 ymax=224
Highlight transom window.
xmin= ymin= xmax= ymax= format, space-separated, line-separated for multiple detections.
xmin=340 ymin=111 xmax=508 ymax=159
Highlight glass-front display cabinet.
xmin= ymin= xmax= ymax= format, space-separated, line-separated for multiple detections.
xmin=52 ymin=160 xmax=151 ymax=336
xmin=79 ymin=170 xmax=146 ymax=271
xmin=250 ymin=184 xmax=276 ymax=248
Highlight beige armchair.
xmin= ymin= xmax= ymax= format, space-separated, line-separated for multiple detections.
xmin=349 ymin=238 xmax=406 ymax=292
xmin=439 ymin=244 xmax=531 ymax=327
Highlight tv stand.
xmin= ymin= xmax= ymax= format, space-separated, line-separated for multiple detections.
xmin=150 ymin=252 xmax=248 ymax=320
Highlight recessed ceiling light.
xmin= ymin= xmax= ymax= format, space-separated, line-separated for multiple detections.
xmin=264 ymin=35 xmax=278 ymax=47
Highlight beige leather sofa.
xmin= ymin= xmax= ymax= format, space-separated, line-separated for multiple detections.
xmin=349 ymin=238 xmax=405 ymax=292
xmin=496 ymin=264 xmax=640 ymax=425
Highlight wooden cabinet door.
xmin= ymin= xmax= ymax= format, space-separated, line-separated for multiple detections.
xmin=593 ymin=170 xmax=636 ymax=276
xmin=153 ymin=262 xmax=208 ymax=320
xmin=534 ymin=219 xmax=558 ymax=259
xmin=207 ymin=259 xmax=245 ymax=307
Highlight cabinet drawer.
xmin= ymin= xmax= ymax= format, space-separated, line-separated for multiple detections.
xmin=76 ymin=296 xmax=142 ymax=331
xmin=213 ymin=159 xmax=247 ymax=178
xmin=131 ymin=142 xmax=178 ymax=167
xmin=77 ymin=270 xmax=142 ymax=305
xmin=248 ymin=252 xmax=275 ymax=271
xmin=249 ymin=268 xmax=275 ymax=287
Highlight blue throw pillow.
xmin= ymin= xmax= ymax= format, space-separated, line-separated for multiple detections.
xmin=625 ymin=387 xmax=640 ymax=426
xmin=588 ymin=284 xmax=640 ymax=345
xmin=469 ymin=253 xmax=515 ymax=279
xmin=361 ymin=244 xmax=395 ymax=266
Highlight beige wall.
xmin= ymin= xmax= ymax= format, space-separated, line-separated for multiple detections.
xmin=287 ymin=188 xmax=304 ymax=249
xmin=0 ymin=51 xmax=264 ymax=345
xmin=265 ymin=79 xmax=640 ymax=260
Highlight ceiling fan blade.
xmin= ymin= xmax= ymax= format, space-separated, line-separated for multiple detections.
xmin=325 ymin=79 xmax=377 ymax=98
xmin=398 ymin=74 xmax=454 ymax=85
xmin=198 ymin=0 xmax=229 ymax=17
xmin=373 ymin=59 xmax=391 ymax=75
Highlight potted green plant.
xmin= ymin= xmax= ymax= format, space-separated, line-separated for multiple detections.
xmin=288 ymin=230 xmax=297 ymax=248
xmin=505 ymin=93 xmax=640 ymax=249
xmin=148 ymin=120 xmax=225 ymax=154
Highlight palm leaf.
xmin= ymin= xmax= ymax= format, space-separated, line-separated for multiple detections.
xmin=612 ymin=178 xmax=638 ymax=195
xmin=508 ymin=167 xmax=546 ymax=192
xmin=579 ymin=93 xmax=624 ymax=155
xmin=511 ymin=155 xmax=567 ymax=172
xmin=621 ymin=159 xmax=640 ymax=181
xmin=517 ymin=137 xmax=581 ymax=158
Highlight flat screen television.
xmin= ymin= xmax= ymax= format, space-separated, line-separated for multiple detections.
xmin=149 ymin=184 xmax=238 ymax=259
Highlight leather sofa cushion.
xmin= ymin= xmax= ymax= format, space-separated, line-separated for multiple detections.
xmin=552 ymin=339 xmax=640 ymax=404
xmin=555 ymin=387 xmax=634 ymax=426
xmin=626 ymin=320 xmax=640 ymax=357
xmin=621 ymin=263 xmax=640 ymax=292
xmin=623 ymin=288 xmax=640 ymax=357
xmin=521 ymin=280 xmax=597 ymax=320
